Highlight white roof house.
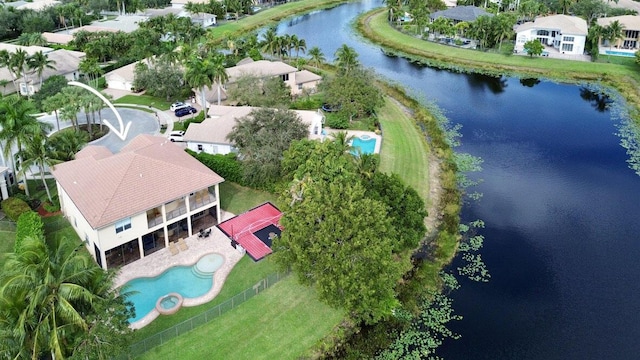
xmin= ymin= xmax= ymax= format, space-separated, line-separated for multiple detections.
xmin=52 ymin=134 xmax=225 ymax=269
xmin=183 ymin=105 xmax=324 ymax=155
xmin=0 ymin=48 xmax=85 ymax=96
xmin=515 ymin=14 xmax=587 ymax=55
xmin=596 ymin=15 xmax=640 ymax=56
xmin=104 ymin=58 xmax=154 ymax=91
xmin=196 ymin=59 xmax=322 ymax=108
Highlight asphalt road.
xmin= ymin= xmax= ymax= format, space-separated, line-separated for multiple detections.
xmin=39 ymin=107 xmax=160 ymax=154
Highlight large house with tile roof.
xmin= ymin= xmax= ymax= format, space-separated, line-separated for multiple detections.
xmin=52 ymin=134 xmax=225 ymax=269
xmin=515 ymin=14 xmax=587 ymax=55
xmin=195 ymin=59 xmax=322 ymax=107
xmin=429 ymin=6 xmax=493 ymax=24
xmin=183 ymin=105 xmax=324 ymax=155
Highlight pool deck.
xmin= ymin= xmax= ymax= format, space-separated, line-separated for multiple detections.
xmin=113 ymin=211 xmax=244 ymax=330
xmin=323 ymin=129 xmax=382 ymax=154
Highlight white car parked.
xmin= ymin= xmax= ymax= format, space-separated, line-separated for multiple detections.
xmin=170 ymin=102 xmax=188 ymax=111
xmin=168 ymin=130 xmax=185 ymax=142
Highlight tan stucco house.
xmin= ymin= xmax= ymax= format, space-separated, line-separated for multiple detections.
xmin=52 ymin=135 xmax=225 ymax=269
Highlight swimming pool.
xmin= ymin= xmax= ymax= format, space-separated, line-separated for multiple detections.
xmin=124 ymin=253 xmax=224 ymax=323
xmin=604 ymin=50 xmax=636 ymax=57
xmin=351 ymin=135 xmax=377 ymax=155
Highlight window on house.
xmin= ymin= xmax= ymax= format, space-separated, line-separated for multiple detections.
xmin=280 ymin=74 xmax=289 ymax=81
xmin=74 ymin=217 xmax=77 ymax=227
xmin=537 ymin=30 xmax=549 ymax=36
xmin=84 ymin=234 xmax=89 ymax=244
xmin=197 ymin=144 xmax=203 ymax=151
xmin=298 ymin=84 xmax=303 ymax=90
xmin=115 ymin=218 xmax=132 ymax=233
xmin=561 ymin=43 xmax=573 ymax=52
xmin=563 ymin=36 xmax=574 ymax=42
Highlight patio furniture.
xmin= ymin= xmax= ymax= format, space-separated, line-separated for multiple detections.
xmin=178 ymin=238 xmax=188 ymax=251
xmin=169 ymin=242 xmax=179 ymax=256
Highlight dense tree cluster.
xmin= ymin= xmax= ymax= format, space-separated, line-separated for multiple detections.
xmin=274 ymin=135 xmax=427 ymax=324
xmin=227 ymin=75 xmax=292 ymax=108
xmin=227 ymin=108 xmax=309 ymax=188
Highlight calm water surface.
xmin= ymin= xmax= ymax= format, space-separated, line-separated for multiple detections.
xmin=277 ymin=2 xmax=640 ymax=359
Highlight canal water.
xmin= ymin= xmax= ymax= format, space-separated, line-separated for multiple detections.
xmin=276 ymin=1 xmax=640 ymax=359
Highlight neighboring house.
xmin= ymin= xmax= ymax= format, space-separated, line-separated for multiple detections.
xmin=596 ymin=15 xmax=640 ymax=56
xmin=42 ymin=32 xmax=75 ymax=45
xmin=52 ymin=135 xmax=225 ymax=270
xmin=0 ymin=46 xmax=85 ymax=96
xmin=190 ymin=13 xmax=217 ymax=27
xmin=514 ymin=14 xmax=587 ymax=55
xmin=429 ymin=6 xmax=493 ymax=24
xmin=4 ymin=0 xmax=60 ymax=10
xmin=171 ymin=0 xmax=207 ymax=9
xmin=104 ymin=58 xmax=152 ymax=91
xmin=183 ymin=105 xmax=324 ymax=155
xmin=195 ymin=59 xmax=322 ymax=108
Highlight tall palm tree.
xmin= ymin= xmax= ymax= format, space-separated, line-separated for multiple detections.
xmin=28 ymin=51 xmax=57 ymax=87
xmin=16 ymin=32 xmax=47 ymax=46
xmin=307 ymin=46 xmax=325 ymax=69
xmin=0 ymin=236 xmax=128 ymax=359
xmin=16 ymin=132 xmax=60 ymax=203
xmin=334 ymin=44 xmax=359 ymax=74
xmin=9 ymin=49 xmax=29 ymax=97
xmin=210 ymin=53 xmax=229 ymax=106
xmin=291 ymin=34 xmax=306 ymax=59
xmin=260 ymin=26 xmax=279 ymax=58
xmin=0 ymin=96 xmax=52 ymax=197
xmin=185 ymin=56 xmax=214 ymax=116
xmin=78 ymin=57 xmax=103 ymax=88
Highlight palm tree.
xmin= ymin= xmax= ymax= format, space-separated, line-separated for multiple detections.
xmin=184 ymin=53 xmax=229 ymax=117
xmin=307 ymin=46 xmax=325 ymax=69
xmin=28 ymin=51 xmax=57 ymax=87
xmin=605 ymin=20 xmax=625 ymax=51
xmin=0 ymin=235 xmax=128 ymax=359
xmin=78 ymin=57 xmax=103 ymax=88
xmin=291 ymin=34 xmax=307 ymax=59
xmin=49 ymin=130 xmax=89 ymax=161
xmin=16 ymin=132 xmax=60 ymax=203
xmin=493 ymin=14 xmax=515 ymax=51
xmin=16 ymin=32 xmax=47 ymax=46
xmin=210 ymin=53 xmax=229 ymax=106
xmin=9 ymin=49 xmax=29 ymax=97
xmin=334 ymin=44 xmax=359 ymax=74
xmin=0 ymin=96 xmax=52 ymax=197
xmin=260 ymin=26 xmax=279 ymax=57
xmin=42 ymin=93 xmax=66 ymax=132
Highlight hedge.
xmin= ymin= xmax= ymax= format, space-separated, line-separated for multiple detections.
xmin=1 ymin=197 xmax=32 ymax=222
xmin=14 ymin=211 xmax=44 ymax=252
xmin=190 ymin=151 xmax=243 ymax=184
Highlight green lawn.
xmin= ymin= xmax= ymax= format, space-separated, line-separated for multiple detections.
xmin=219 ymin=182 xmax=276 ymax=215
xmin=378 ymin=98 xmax=431 ymax=201
xmin=113 ymin=95 xmax=172 ymax=111
xmin=0 ymin=224 xmax=16 ymax=267
xmin=137 ymin=277 xmax=343 ymax=360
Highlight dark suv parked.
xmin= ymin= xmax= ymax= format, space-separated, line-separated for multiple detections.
xmin=175 ymin=106 xmax=197 ymax=117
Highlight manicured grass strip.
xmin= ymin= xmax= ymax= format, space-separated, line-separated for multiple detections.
xmin=137 ymin=277 xmax=343 ymax=360
xmin=378 ymin=97 xmax=430 ymax=201
xmin=114 ymin=105 xmax=155 ymax=113
xmin=219 ymin=182 xmax=276 ymax=215
xmin=0 ymin=228 xmax=15 ymax=268
xmin=113 ymin=95 xmax=172 ymax=111
xmin=132 ymin=256 xmax=278 ymax=341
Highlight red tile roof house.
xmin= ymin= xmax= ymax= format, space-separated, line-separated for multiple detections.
xmin=51 ymin=134 xmax=224 ymax=270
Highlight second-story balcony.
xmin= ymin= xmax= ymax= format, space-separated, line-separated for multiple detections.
xmin=165 ymin=199 xmax=187 ymax=221
xmin=189 ymin=188 xmax=216 ymax=211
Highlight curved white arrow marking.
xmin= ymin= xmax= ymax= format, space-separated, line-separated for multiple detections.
xmin=68 ymin=81 xmax=132 ymax=141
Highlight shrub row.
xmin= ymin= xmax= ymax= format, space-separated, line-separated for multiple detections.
xmin=186 ymin=150 xmax=243 ymax=184
xmin=14 ymin=211 xmax=44 ymax=252
xmin=1 ymin=197 xmax=32 ymax=222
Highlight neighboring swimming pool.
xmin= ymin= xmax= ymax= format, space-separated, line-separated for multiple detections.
xmin=604 ymin=50 xmax=635 ymax=57
xmin=124 ymin=253 xmax=224 ymax=323
xmin=351 ymin=135 xmax=378 ymax=155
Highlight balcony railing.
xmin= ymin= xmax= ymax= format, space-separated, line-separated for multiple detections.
xmin=189 ymin=192 xmax=216 ymax=211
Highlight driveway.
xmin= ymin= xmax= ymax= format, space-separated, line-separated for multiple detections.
xmin=39 ymin=107 xmax=159 ymax=153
